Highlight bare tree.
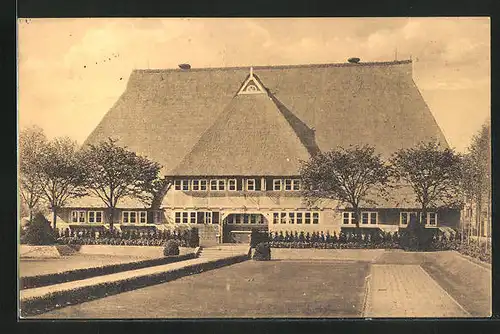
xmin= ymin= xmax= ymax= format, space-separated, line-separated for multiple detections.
xmin=19 ymin=126 xmax=48 ymax=223
xmin=38 ymin=137 xmax=87 ymax=230
xmin=80 ymin=138 xmax=163 ymax=230
xmin=391 ymin=141 xmax=463 ymax=225
xmin=300 ymin=145 xmax=392 ymax=232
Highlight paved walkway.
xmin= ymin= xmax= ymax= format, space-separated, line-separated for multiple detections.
xmin=363 ymin=264 xmax=469 ymax=318
xmin=21 ymin=246 xmax=249 ymax=303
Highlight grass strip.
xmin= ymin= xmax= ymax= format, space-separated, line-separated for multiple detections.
xmin=20 ymin=253 xmax=196 ymax=290
xmin=20 ymin=254 xmax=249 ymax=317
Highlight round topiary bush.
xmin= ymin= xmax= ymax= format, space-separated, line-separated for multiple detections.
xmin=163 ymin=239 xmax=180 ymax=256
xmin=23 ymin=213 xmax=56 ymax=245
xmin=253 ymin=242 xmax=271 ymax=261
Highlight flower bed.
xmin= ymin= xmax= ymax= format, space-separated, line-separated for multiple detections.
xmin=55 ymin=227 xmax=199 ymax=248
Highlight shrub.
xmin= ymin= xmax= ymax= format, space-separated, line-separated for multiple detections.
xmin=23 ymin=213 xmax=55 ymax=245
xmin=163 ymin=239 xmax=180 ymax=256
xmin=250 ymin=229 xmax=269 ymax=247
xmin=188 ymin=227 xmax=199 ymax=247
xmin=253 ymin=242 xmax=271 ymax=261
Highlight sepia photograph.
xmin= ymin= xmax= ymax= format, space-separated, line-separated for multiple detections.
xmin=17 ymin=17 xmax=491 ymax=319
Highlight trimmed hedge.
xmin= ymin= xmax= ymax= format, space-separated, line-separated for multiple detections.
xmin=20 ymin=254 xmax=249 ymax=317
xmin=55 ymin=227 xmax=199 ymax=248
xmin=163 ymin=240 xmax=180 ymax=256
xmin=20 ymin=253 xmax=196 ymax=290
xmin=253 ymin=242 xmax=271 ymax=261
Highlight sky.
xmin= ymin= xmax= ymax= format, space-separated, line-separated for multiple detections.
xmin=18 ymin=17 xmax=490 ymax=152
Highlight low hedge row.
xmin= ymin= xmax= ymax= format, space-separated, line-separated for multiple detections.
xmin=20 ymin=253 xmax=196 ymax=290
xmin=267 ymin=240 xmax=400 ymax=249
xmin=20 ymin=254 xmax=249 ymax=317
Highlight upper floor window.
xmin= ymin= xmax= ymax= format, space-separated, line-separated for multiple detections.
xmin=122 ymin=211 xmax=147 ymax=224
xmin=246 ymin=179 xmax=256 ymax=191
xmin=228 ymin=179 xmax=237 ymax=191
xmin=174 ymin=179 xmax=190 ymax=191
xmin=427 ymin=212 xmax=438 ymax=227
xmin=273 ymin=179 xmax=282 ymax=191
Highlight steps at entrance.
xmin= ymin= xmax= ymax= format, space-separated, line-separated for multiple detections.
xmin=198 ymin=245 xmax=251 ymax=260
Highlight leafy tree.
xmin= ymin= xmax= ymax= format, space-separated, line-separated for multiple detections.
xmin=391 ymin=141 xmax=462 ymax=226
xmin=300 ymin=145 xmax=392 ymax=232
xmin=37 ymin=137 xmax=87 ymax=230
xmin=19 ymin=126 xmax=47 ymax=223
xmin=80 ymin=138 xmax=163 ymax=230
xmin=461 ymin=121 xmax=491 ymax=245
xmin=135 ymin=176 xmax=172 ymax=209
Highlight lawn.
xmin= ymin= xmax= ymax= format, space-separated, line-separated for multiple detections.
xmin=19 ymin=254 xmax=156 ymax=277
xmin=35 ymin=259 xmax=370 ymax=318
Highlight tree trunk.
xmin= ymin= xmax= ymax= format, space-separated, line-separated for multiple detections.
xmin=353 ymin=205 xmax=361 ymax=238
xmin=109 ymin=207 xmax=114 ymax=231
xmin=29 ymin=209 xmax=33 ymax=224
xmin=52 ymin=207 xmax=57 ymax=231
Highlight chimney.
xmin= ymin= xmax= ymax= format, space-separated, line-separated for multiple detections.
xmin=347 ymin=57 xmax=361 ymax=64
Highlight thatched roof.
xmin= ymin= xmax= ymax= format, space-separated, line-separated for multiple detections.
xmin=64 ymin=195 xmax=148 ymax=209
xmin=84 ymin=60 xmax=448 ymax=176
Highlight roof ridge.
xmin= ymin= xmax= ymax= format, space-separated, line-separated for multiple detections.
xmin=132 ymin=59 xmax=412 ymax=73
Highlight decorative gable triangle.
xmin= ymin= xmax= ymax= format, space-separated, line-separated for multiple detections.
xmin=237 ymin=67 xmax=266 ymax=95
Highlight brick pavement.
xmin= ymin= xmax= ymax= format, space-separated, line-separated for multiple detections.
xmin=363 ymin=264 xmax=469 ymax=318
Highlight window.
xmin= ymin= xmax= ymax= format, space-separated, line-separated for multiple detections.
xmin=130 ymin=212 xmax=137 ymax=223
xmin=292 ymin=179 xmax=301 ymax=191
xmin=285 ymin=179 xmax=292 ymax=191
xmin=235 ymin=214 xmax=241 ymax=224
xmin=400 ymin=212 xmax=417 ymax=226
xmin=122 ymin=212 xmax=129 ymax=223
xmin=139 ymin=211 xmax=147 ymax=224
xmin=296 ymin=212 xmax=303 ymax=224
xmin=210 ymin=180 xmax=218 ymax=191
xmin=246 ymin=179 xmax=256 ymax=191
xmin=200 ymin=180 xmax=207 ymax=191
xmin=280 ymin=212 xmax=287 ymax=224
xmin=175 ymin=212 xmax=181 ymax=224
xmin=190 ymin=212 xmax=197 ymax=224
xmin=88 ymin=211 xmax=103 ymax=224
xmin=360 ymin=212 xmax=377 ymax=225
xmin=218 ymin=179 xmax=226 ymax=191
xmin=228 ymin=179 xmax=237 ymax=191
xmin=71 ymin=211 xmax=86 ymax=223
xmin=273 ymin=179 xmax=282 ymax=191
xmin=305 ymin=212 xmax=311 ymax=224
xmin=427 ymin=212 xmax=437 ymax=226
xmin=250 ymin=214 xmax=256 ymax=224
xmin=343 ymin=212 xmax=355 ymax=225
xmin=273 ymin=212 xmax=279 ymax=224
xmin=192 ymin=180 xmax=200 ymax=191
xmin=205 ymin=212 xmax=212 ymax=224
xmin=313 ymin=212 xmax=319 ymax=224
xmin=243 ymin=215 xmax=249 ymax=224
xmin=174 ymin=180 xmax=182 ymax=190
xmin=288 ymin=212 xmax=295 ymax=224
xmin=182 ymin=180 xmax=189 ymax=191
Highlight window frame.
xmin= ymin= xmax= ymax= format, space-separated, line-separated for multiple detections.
xmin=426 ymin=212 xmax=438 ymax=227
xmin=273 ymin=179 xmax=282 ymax=191
xmin=228 ymin=179 xmax=237 ymax=191
xmin=342 ymin=211 xmax=355 ymax=225
xmin=292 ymin=179 xmax=301 ymax=191
xmin=312 ymin=212 xmax=319 ymax=224
xmin=246 ymin=179 xmax=256 ymax=191
xmin=139 ymin=211 xmax=147 ymax=224
xmin=88 ymin=210 xmax=104 ymax=224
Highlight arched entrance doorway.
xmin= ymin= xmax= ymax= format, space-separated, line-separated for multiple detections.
xmin=222 ymin=213 xmax=268 ymax=243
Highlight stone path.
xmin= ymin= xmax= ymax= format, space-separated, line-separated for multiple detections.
xmin=363 ymin=264 xmax=469 ymax=318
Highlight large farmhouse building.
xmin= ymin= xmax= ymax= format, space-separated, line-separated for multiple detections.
xmin=56 ymin=59 xmax=460 ymax=245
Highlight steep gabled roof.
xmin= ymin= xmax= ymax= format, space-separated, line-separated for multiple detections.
xmin=84 ymin=60 xmax=448 ymax=175
xmin=172 ymin=92 xmax=311 ymax=176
